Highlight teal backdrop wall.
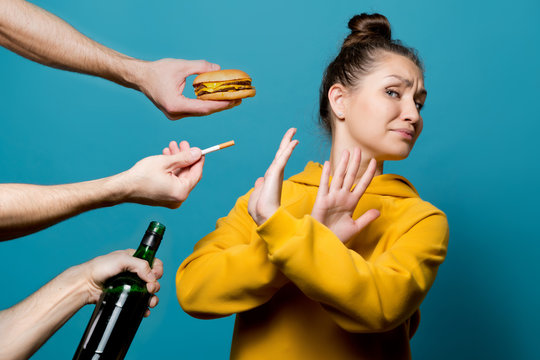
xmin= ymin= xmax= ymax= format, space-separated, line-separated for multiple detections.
xmin=1 ymin=0 xmax=538 ymax=358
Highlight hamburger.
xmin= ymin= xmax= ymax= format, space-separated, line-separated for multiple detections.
xmin=193 ymin=69 xmax=256 ymax=100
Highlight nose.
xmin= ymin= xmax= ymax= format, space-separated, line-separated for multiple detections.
xmin=402 ymin=98 xmax=421 ymax=124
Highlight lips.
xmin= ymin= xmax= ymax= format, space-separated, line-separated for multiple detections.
xmin=390 ymin=128 xmax=415 ymax=140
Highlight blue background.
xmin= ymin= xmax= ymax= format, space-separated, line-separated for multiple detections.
xmin=1 ymin=0 xmax=539 ymax=359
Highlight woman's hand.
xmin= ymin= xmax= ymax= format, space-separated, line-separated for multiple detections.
xmin=248 ymin=128 xmax=299 ymax=226
xmin=311 ymin=148 xmax=380 ymax=243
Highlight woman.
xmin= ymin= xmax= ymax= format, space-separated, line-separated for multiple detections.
xmin=174 ymin=13 xmax=449 ymax=360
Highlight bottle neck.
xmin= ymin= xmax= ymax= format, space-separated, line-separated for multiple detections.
xmin=133 ymin=228 xmax=163 ymax=268
xmin=133 ymin=244 xmax=157 ymax=268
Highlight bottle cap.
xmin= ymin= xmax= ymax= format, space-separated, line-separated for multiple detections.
xmin=147 ymin=221 xmax=166 ymax=237
xmin=141 ymin=221 xmax=166 ymax=249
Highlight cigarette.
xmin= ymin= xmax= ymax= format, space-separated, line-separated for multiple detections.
xmin=201 ymin=140 xmax=235 ymax=155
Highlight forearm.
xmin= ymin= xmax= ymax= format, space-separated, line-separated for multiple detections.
xmin=177 ymin=237 xmax=288 ymax=319
xmin=0 ymin=265 xmax=88 ymax=360
xmin=0 ymin=0 xmax=144 ymax=89
xmin=257 ymin=208 xmax=448 ymax=333
xmin=0 ymin=174 xmax=129 ymax=241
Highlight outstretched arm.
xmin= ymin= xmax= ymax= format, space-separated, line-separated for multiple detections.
xmin=0 ymin=146 xmax=204 ymax=241
xmin=0 ymin=0 xmax=239 ymax=119
xmin=0 ymin=249 xmax=164 ymax=360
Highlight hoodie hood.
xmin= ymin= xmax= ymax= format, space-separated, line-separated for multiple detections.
xmin=288 ymin=161 xmax=419 ymax=199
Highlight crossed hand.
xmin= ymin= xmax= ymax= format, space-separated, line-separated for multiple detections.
xmin=247 ymin=129 xmax=380 ymax=243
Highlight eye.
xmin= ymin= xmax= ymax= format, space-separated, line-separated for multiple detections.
xmin=415 ymin=102 xmax=424 ymax=111
xmin=386 ymin=89 xmax=400 ymax=98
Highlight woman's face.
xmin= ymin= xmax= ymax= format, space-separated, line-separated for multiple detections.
xmin=336 ymin=53 xmax=426 ymax=161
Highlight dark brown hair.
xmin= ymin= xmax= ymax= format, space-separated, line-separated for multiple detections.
xmin=319 ymin=13 xmax=424 ymax=135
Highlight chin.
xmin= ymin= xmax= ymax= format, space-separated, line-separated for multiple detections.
xmin=379 ymin=147 xmax=413 ymax=161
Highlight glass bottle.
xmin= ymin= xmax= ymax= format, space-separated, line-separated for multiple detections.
xmin=72 ymin=221 xmax=165 ymax=360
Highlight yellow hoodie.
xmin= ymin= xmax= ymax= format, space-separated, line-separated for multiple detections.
xmin=177 ymin=162 xmax=449 ymax=360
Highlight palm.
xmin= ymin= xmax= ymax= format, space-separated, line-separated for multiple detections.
xmin=247 ymin=128 xmax=298 ymax=226
xmin=312 ymin=149 xmax=380 ymax=243
xmin=312 ymin=193 xmax=360 ymax=241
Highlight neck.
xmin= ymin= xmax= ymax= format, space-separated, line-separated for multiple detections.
xmin=329 ymin=133 xmax=384 ymax=181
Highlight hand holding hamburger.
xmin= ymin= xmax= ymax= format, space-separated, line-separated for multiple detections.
xmin=193 ymin=69 xmax=256 ymax=100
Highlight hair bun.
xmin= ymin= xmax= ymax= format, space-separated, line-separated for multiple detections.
xmin=343 ymin=13 xmax=392 ymax=47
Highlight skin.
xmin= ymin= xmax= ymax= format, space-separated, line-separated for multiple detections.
xmin=0 ymin=0 xmax=240 ymax=120
xmin=328 ymin=52 xmax=426 ymax=178
xmin=0 ymin=145 xmax=204 ymax=241
xmin=247 ymin=53 xmax=426 ymax=243
xmin=0 ymin=143 xmax=203 ymax=356
xmin=0 ymin=249 xmax=164 ymax=360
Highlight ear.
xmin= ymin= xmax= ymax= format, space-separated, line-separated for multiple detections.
xmin=328 ymin=84 xmax=347 ymax=121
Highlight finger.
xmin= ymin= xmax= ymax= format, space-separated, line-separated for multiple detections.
xmin=254 ymin=177 xmax=265 ymax=188
xmin=163 ymin=147 xmax=171 ymax=155
xmin=179 ymin=140 xmax=190 ymax=152
xmin=183 ymin=59 xmax=220 ymax=77
xmin=146 ymin=281 xmax=161 ymax=294
xmin=225 ymin=99 xmax=242 ymax=109
xmin=274 ymin=128 xmax=297 ymax=161
xmin=317 ymin=161 xmax=331 ymax=197
xmin=330 ymin=149 xmax=350 ymax=192
xmin=274 ymin=139 xmax=298 ymax=170
xmin=353 ymin=209 xmax=380 ymax=232
xmin=343 ymin=148 xmax=361 ymax=191
xmin=352 ymin=158 xmax=377 ymax=197
xmin=266 ymin=139 xmax=298 ymax=182
xmin=169 ymin=141 xmax=180 ymax=155
xmin=170 ymin=141 xmax=191 ymax=175
xmin=173 ymin=98 xmax=238 ymax=117
xmin=247 ymin=178 xmax=263 ymax=215
xmin=264 ymin=129 xmax=295 ymax=178
xmin=148 ymin=294 xmax=159 ymax=308
xmin=144 ymin=309 xmax=151 ymax=318
xmin=182 ymin=156 xmax=205 ymax=188
xmin=151 ymin=258 xmax=164 ymax=279
xmin=120 ymin=256 xmax=156 ymax=283
xmin=166 ymin=148 xmax=202 ymax=171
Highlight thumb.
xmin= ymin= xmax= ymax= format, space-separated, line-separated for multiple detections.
xmin=166 ymin=148 xmax=202 ymax=170
xmin=123 ymin=257 xmax=156 ymax=283
xmin=254 ymin=177 xmax=265 ymax=188
xmin=184 ymin=60 xmax=220 ymax=77
xmin=353 ymin=209 xmax=380 ymax=232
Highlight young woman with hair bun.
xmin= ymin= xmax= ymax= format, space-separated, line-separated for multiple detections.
xmin=175 ymin=13 xmax=449 ymax=359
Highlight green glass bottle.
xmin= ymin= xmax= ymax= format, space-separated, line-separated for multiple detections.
xmin=72 ymin=221 xmax=165 ymax=360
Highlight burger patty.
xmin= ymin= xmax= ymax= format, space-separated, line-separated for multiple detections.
xmin=194 ymin=81 xmax=253 ymax=96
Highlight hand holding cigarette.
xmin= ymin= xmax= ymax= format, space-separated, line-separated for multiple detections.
xmin=164 ymin=140 xmax=235 ymax=156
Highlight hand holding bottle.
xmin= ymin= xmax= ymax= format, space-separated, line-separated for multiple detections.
xmin=247 ymin=128 xmax=299 ymax=226
xmin=77 ymin=249 xmax=163 ymax=316
xmin=311 ymin=148 xmax=380 ymax=243
xmin=0 ymin=248 xmax=164 ymax=360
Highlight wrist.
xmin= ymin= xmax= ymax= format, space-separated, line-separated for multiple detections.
xmin=116 ymin=57 xmax=149 ymax=91
xmin=96 ymin=173 xmax=134 ymax=206
xmin=48 ymin=265 xmax=90 ymax=310
xmin=65 ymin=263 xmax=103 ymax=305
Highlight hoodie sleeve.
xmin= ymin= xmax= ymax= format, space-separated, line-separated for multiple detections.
xmin=176 ymin=192 xmax=289 ymax=319
xmin=256 ymin=206 xmax=449 ymax=333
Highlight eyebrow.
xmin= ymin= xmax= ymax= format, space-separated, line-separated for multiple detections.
xmin=385 ymin=75 xmax=427 ymax=97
